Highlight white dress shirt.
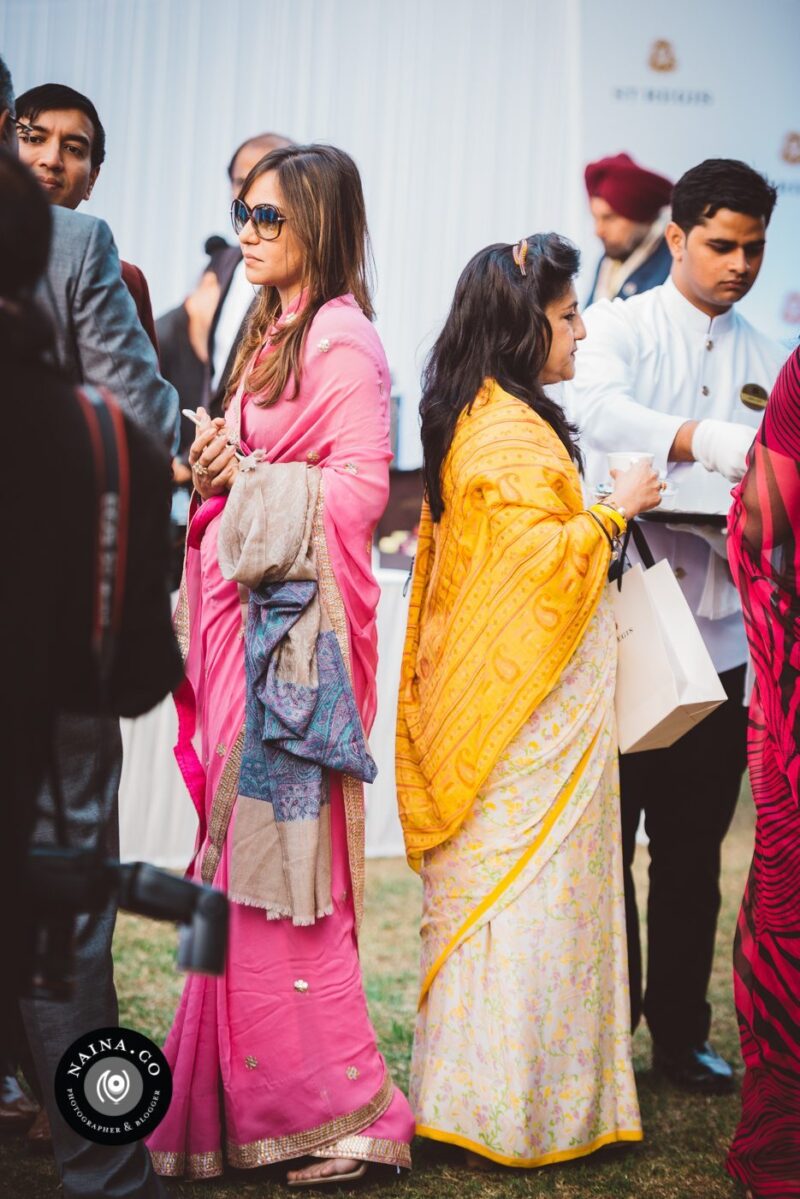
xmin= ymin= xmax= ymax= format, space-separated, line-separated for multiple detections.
xmin=210 ymin=258 xmax=257 ymax=391
xmin=563 ymin=276 xmax=787 ymax=672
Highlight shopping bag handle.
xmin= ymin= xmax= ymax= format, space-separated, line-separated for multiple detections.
xmin=614 ymin=519 xmax=656 ymax=590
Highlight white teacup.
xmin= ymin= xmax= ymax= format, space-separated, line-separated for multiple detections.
xmin=607 ymin=451 xmax=655 ymax=474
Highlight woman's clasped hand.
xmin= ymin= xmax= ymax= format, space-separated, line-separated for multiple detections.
xmin=188 ymin=409 xmax=238 ymax=499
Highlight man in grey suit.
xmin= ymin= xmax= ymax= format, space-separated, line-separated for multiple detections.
xmin=1 ymin=57 xmax=173 ymax=1199
xmin=38 ymin=203 xmax=177 ymax=447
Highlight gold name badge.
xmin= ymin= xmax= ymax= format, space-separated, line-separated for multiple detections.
xmin=740 ymin=383 xmax=768 ymax=412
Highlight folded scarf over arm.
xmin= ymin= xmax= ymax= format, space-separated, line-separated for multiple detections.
xmin=217 ymin=461 xmax=376 ymax=924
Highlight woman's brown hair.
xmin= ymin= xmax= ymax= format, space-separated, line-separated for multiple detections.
xmin=226 ymin=143 xmax=375 ymax=407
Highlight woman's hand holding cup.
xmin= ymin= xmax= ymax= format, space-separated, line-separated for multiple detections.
xmin=607 ymin=456 xmax=663 ymax=519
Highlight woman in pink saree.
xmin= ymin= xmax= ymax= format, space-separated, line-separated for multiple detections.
xmin=147 ymin=144 xmax=414 ymax=1185
xmin=726 ymin=346 xmax=800 ymax=1198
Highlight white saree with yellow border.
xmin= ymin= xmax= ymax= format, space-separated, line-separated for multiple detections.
xmin=398 ymin=381 xmax=642 ymax=1166
xmin=411 ymin=603 xmax=641 ymax=1165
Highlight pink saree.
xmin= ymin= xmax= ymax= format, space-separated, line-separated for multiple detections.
xmin=147 ymin=294 xmax=414 ymax=1179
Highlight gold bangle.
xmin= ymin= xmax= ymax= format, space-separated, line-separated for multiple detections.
xmin=590 ymin=502 xmax=627 ymax=535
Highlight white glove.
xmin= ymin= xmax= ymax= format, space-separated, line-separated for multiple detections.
xmin=691 ymin=419 xmax=754 ymax=483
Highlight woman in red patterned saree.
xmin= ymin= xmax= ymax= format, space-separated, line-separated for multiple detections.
xmin=726 ymin=345 xmax=800 ymax=1198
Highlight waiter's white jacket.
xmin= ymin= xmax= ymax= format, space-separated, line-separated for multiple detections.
xmin=563 ymin=276 xmax=787 ymax=672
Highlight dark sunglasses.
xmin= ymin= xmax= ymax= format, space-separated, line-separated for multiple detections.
xmin=230 ymin=198 xmax=288 ymax=241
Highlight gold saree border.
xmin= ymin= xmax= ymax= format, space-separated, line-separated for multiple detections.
xmin=416 ymin=1124 xmax=643 ymax=1168
xmin=227 ymin=1069 xmax=394 ymax=1169
xmin=311 ymin=479 xmax=367 ymax=933
xmin=200 ymin=726 xmax=245 ymax=885
xmin=150 ymin=1073 xmax=397 ymax=1179
xmin=150 ymin=1148 xmax=223 ymax=1179
xmin=418 ymin=724 xmax=602 ymax=1007
xmin=312 ymin=1133 xmax=412 ymax=1169
xmin=174 ymin=571 xmax=190 ymax=661
xmin=174 ymin=494 xmax=199 ymax=661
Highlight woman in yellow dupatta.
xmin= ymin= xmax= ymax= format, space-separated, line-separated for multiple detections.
xmin=397 ymin=234 xmax=663 ymax=1169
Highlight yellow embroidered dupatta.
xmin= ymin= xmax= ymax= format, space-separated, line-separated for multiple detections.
xmin=396 ymin=380 xmax=616 ymax=868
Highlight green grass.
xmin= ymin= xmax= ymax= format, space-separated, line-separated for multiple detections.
xmin=1 ymin=790 xmax=755 ymax=1198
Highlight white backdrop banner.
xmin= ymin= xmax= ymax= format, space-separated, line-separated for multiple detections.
xmin=4 ymin=1 xmax=795 ymax=463
xmin=1 ymin=0 xmax=583 ymax=468
xmin=577 ymin=0 xmax=800 ymax=346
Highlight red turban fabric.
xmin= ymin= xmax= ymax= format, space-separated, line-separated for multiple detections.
xmin=584 ymin=152 xmax=673 ymax=222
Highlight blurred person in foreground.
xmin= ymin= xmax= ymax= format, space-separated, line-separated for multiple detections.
xmin=0 ymin=53 xmax=178 ymax=1195
xmin=564 ymin=158 xmax=788 ymax=1094
xmin=16 ymin=81 xmax=158 ymax=348
xmin=584 ymin=151 xmax=673 ymax=304
xmin=0 ymin=142 xmax=180 ymax=1198
xmin=146 ymin=144 xmax=414 ymax=1185
xmin=397 ymin=234 xmax=663 ymax=1168
xmin=726 ymin=345 xmax=800 ymax=1199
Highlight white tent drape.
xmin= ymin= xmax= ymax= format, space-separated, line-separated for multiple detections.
xmin=2 ymin=0 xmax=583 ymax=466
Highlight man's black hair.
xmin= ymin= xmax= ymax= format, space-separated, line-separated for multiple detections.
xmin=671 ymin=158 xmax=777 ymax=235
xmin=0 ymin=55 xmax=14 ymax=119
xmin=15 ymin=83 xmax=106 ymax=169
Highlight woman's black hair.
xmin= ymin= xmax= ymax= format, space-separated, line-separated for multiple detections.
xmin=420 ymin=232 xmax=583 ymax=521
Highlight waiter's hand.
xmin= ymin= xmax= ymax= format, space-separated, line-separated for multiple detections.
xmin=691 ymin=419 xmax=755 ymax=482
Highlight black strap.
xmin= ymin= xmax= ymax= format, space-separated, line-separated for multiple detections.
xmin=46 ymin=386 xmax=130 ymax=853
xmin=75 ymin=386 xmax=132 ymax=675
xmin=615 ymin=519 xmax=655 ymax=590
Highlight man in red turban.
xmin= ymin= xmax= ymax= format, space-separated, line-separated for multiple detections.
xmin=584 ymin=151 xmax=673 ymax=305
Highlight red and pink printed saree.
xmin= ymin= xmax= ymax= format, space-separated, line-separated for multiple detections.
xmin=726 ymin=346 xmax=800 ymax=1197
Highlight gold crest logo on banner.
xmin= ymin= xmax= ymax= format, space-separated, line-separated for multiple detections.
xmin=780 ymin=132 xmax=800 ymax=165
xmin=782 ymin=292 xmax=800 ymax=325
xmin=648 ymin=39 xmax=677 ymax=73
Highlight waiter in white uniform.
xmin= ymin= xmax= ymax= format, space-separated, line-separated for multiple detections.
xmin=564 ymin=159 xmax=787 ymax=1094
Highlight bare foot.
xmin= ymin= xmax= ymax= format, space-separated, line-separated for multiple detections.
xmin=286 ymin=1157 xmax=364 ymax=1185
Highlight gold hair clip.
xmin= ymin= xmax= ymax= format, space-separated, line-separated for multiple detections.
xmin=512 ymin=238 xmax=528 ymax=276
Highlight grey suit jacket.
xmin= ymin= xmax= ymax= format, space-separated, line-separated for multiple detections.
xmin=36 ymin=206 xmax=179 ymax=452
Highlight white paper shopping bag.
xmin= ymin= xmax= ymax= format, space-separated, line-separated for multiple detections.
xmin=608 ymin=559 xmax=727 ymax=753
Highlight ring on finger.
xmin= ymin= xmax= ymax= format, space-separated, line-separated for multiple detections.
xmin=193 ymin=462 xmax=209 ymax=477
